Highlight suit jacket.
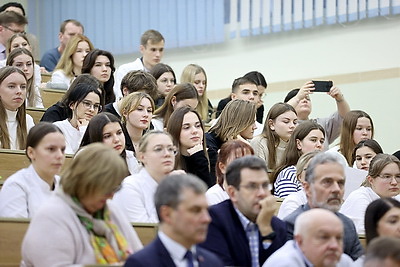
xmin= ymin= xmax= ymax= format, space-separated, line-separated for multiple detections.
xmin=124 ymin=235 xmax=223 ymax=267
xmin=283 ymin=203 xmax=363 ymax=261
xmin=199 ymin=199 xmax=287 ymax=267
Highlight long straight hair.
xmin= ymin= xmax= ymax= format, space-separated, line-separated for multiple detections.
xmin=339 ymin=110 xmax=374 ymax=166
xmin=271 ymin=121 xmax=325 ymax=185
xmin=166 ymin=106 xmax=209 ymax=171
xmin=261 ymin=102 xmax=297 ymax=171
xmin=0 ymin=66 xmax=28 ymax=149
xmin=6 ymin=48 xmax=38 ymax=107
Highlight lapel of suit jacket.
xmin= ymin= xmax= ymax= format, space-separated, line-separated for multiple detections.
xmin=156 ymin=236 xmax=177 ymax=267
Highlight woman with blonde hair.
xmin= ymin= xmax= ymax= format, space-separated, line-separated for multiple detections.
xmin=180 ymin=64 xmax=213 ymax=122
xmin=6 ymin=48 xmax=43 ymax=108
xmin=206 ymin=99 xmax=257 ymax=180
xmin=113 ymin=131 xmax=179 ymax=223
xmin=251 ymin=102 xmax=297 ymax=172
xmin=22 ymin=143 xmax=143 ymax=266
xmin=340 ymin=154 xmax=400 ymax=234
xmin=152 ymin=82 xmax=198 ymax=131
xmin=0 ymin=66 xmax=34 ymax=149
xmin=120 ymin=92 xmax=155 ymax=153
xmin=50 ymin=34 xmax=94 ymax=88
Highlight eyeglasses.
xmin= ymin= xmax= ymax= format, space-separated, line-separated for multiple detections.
xmin=239 ymin=182 xmax=272 ymax=192
xmin=377 ymin=174 xmax=400 ymax=183
xmin=81 ymin=100 xmax=102 ymax=111
xmin=2 ymin=25 xmax=26 ymax=34
xmin=151 ymin=145 xmax=177 ymax=155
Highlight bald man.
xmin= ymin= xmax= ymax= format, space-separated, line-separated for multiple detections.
xmin=263 ymin=209 xmax=353 ymax=267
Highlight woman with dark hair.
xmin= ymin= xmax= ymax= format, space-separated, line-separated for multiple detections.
xmin=206 ymin=140 xmax=254 ymax=205
xmin=53 ymin=83 xmax=103 ymax=154
xmin=82 ymin=49 xmax=116 ymax=104
xmin=152 ymin=83 xmax=199 ymax=130
xmin=271 ymin=121 xmax=325 ymax=198
xmin=0 ymin=66 xmax=34 ymax=149
xmin=166 ymin=106 xmax=211 ymax=187
xmin=365 ymin=198 xmax=400 ymax=245
xmin=149 ymin=63 xmax=176 ymax=107
xmin=0 ymin=122 xmax=65 ymax=218
xmin=341 ymin=154 xmax=400 ymax=234
xmin=80 ymin=112 xmax=139 ymax=174
xmin=41 ymin=74 xmax=102 ymax=123
xmin=352 ymin=139 xmax=383 ymax=171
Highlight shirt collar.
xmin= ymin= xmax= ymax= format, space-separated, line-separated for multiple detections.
xmin=294 ymin=240 xmax=313 ymax=267
xmin=234 ymin=206 xmax=257 ymax=231
xmin=158 ymin=231 xmax=196 ymax=261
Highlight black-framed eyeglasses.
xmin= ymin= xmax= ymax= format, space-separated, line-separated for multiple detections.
xmin=2 ymin=25 xmax=26 ymax=35
xmin=81 ymin=100 xmax=102 ymax=111
xmin=151 ymin=145 xmax=178 ymax=155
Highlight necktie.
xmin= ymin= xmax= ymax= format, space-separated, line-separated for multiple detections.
xmin=184 ymin=250 xmax=194 ymax=267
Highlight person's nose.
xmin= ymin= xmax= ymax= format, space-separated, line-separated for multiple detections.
xmin=56 ymin=148 xmax=64 ymax=159
xmin=315 ymin=140 xmax=323 ymax=149
xmin=252 ymin=123 xmax=257 ymax=130
xmin=155 ymin=50 xmax=161 ymax=57
xmin=327 ymin=237 xmax=340 ymax=250
xmin=202 ymin=210 xmax=211 ymax=224
xmin=361 ymin=157 xmax=367 ymax=166
xmin=101 ymin=64 xmax=107 ymax=71
xmin=390 ymin=176 xmax=398 ymax=185
xmin=331 ymin=181 xmax=341 ymax=193
xmin=248 ymin=95 xmax=255 ymax=101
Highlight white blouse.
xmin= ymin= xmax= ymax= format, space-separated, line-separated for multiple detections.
xmin=0 ymin=164 xmax=59 ymax=218
xmin=3 ymin=109 xmax=34 ymax=149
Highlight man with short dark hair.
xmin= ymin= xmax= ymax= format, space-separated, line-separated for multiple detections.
xmin=283 ymin=152 xmax=363 ymax=260
xmin=40 ymin=19 xmax=84 ymax=72
xmin=0 ymin=10 xmax=27 ymax=59
xmin=124 ymin=174 xmax=223 ymax=267
xmin=114 ymin=29 xmax=164 ymax=100
xmin=200 ymin=155 xmax=287 ymax=267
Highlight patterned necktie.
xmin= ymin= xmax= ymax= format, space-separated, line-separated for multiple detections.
xmin=184 ymin=250 xmax=194 ymax=267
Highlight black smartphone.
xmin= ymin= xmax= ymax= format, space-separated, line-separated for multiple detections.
xmin=312 ymin=80 xmax=333 ymax=92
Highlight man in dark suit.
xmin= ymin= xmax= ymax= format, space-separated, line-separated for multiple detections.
xmin=199 ymin=156 xmax=287 ymax=267
xmin=124 ymin=174 xmax=223 ymax=267
xmin=283 ymin=151 xmax=363 ymax=261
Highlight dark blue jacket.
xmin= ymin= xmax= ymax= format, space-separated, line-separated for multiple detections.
xmin=199 ymin=199 xmax=287 ymax=266
xmin=124 ymin=235 xmax=223 ymax=267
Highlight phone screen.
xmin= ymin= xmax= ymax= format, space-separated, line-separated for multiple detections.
xmin=312 ymin=81 xmax=333 ymax=92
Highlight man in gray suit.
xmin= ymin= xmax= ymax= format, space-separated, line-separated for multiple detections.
xmin=264 ymin=209 xmax=354 ymax=266
xmin=283 ymin=152 xmax=363 ymax=260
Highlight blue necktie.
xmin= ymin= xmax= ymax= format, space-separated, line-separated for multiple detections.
xmin=184 ymin=250 xmax=194 ymax=267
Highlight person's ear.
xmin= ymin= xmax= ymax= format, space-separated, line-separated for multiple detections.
xmin=159 ymin=205 xmax=172 ymax=224
xmin=231 ymin=92 xmax=237 ymax=100
xmin=226 ymin=185 xmax=237 ymax=201
xmin=294 ymin=235 xmax=303 ymax=247
xmin=367 ymin=175 xmax=374 ymax=185
xmin=218 ymin=162 xmax=227 ymax=175
xmin=296 ymin=139 xmax=302 ymax=150
xmin=303 ymin=181 xmax=312 ymax=198
xmin=171 ymin=96 xmax=177 ymax=108
xmin=26 ymin=146 xmax=35 ymax=161
xmin=137 ymin=151 xmax=145 ymax=164
xmin=139 ymin=45 xmax=145 ymax=55
xmin=268 ymin=119 xmax=275 ymax=131
xmin=122 ymin=87 xmax=129 ymax=97
xmin=69 ymin=102 xmax=76 ymax=110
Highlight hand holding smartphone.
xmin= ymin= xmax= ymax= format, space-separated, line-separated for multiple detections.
xmin=312 ymin=80 xmax=333 ymax=92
